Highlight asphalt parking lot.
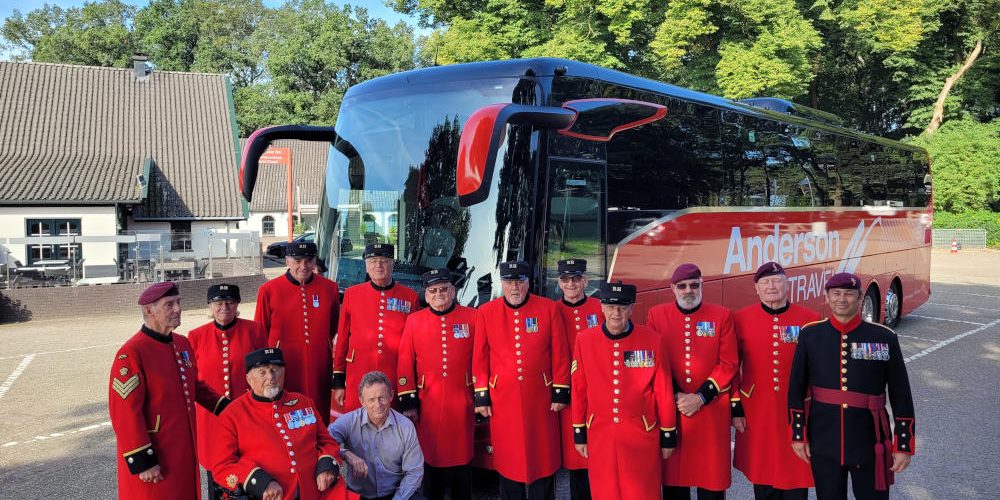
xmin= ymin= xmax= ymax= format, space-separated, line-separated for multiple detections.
xmin=1 ymin=249 xmax=998 ymax=499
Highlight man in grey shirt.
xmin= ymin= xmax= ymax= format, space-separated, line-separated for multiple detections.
xmin=328 ymin=370 xmax=424 ymax=500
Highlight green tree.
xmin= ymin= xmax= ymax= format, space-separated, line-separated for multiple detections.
xmin=911 ymin=118 xmax=1000 ymax=212
xmin=1 ymin=0 xmax=138 ymax=66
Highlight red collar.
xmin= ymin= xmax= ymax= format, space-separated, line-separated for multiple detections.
xmin=829 ymin=314 xmax=862 ymax=334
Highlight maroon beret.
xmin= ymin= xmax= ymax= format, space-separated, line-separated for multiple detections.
xmin=824 ymin=272 xmax=861 ymax=291
xmin=754 ymin=261 xmax=785 ymax=283
xmin=670 ymin=263 xmax=701 ymax=284
xmin=138 ymin=281 xmax=179 ymax=305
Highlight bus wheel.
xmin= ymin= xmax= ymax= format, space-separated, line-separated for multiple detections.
xmin=861 ymin=285 xmax=880 ymax=324
xmin=883 ymin=280 xmax=902 ymax=328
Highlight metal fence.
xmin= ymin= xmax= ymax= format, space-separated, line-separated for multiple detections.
xmin=2 ymin=230 xmax=262 ymax=289
xmin=932 ymin=228 xmax=988 ymax=249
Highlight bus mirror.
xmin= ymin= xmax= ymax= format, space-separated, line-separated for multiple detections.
xmin=456 ymin=104 xmax=576 ymax=206
xmin=456 ymin=99 xmax=664 ymax=206
xmin=240 ymin=125 xmax=339 ymax=202
xmin=557 ymin=99 xmax=667 ymax=142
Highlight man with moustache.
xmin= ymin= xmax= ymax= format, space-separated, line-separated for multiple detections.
xmin=473 ymin=261 xmax=570 ymax=500
xmin=571 ymin=282 xmax=676 ymax=500
xmin=328 ymin=371 xmax=425 ymax=500
xmin=214 ymin=348 xmax=341 ymax=500
xmin=333 ymin=243 xmax=418 ymax=412
xmin=188 ymin=283 xmax=268 ymax=495
xmin=788 ymin=273 xmax=915 ymax=500
xmin=553 ymin=259 xmax=603 ymax=500
xmin=646 ymin=264 xmax=737 ymax=500
xmin=256 ymin=241 xmax=339 ymax=424
xmin=397 ymin=268 xmax=477 ymax=500
xmin=731 ymin=263 xmax=821 ymax=500
xmin=108 ymin=282 xmax=229 ymax=499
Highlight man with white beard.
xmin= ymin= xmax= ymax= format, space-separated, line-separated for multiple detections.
xmin=646 ymin=264 xmax=738 ymax=500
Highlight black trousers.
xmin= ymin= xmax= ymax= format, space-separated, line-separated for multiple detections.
xmin=811 ymin=455 xmax=889 ymax=500
xmin=568 ymin=469 xmax=592 ymax=500
xmin=498 ymin=473 xmax=554 ymax=500
xmin=752 ymin=484 xmax=808 ymax=500
xmin=422 ymin=463 xmax=472 ymax=500
xmin=663 ymin=485 xmax=726 ymax=500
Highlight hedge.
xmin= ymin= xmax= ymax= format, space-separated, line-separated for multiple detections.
xmin=933 ymin=210 xmax=1000 ymax=247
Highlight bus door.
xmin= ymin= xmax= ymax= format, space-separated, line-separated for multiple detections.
xmin=543 ymin=157 xmax=607 ymax=299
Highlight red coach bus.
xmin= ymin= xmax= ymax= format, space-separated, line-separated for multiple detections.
xmin=241 ymin=58 xmax=931 ymax=328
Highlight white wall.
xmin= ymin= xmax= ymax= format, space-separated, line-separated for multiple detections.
xmin=0 ymin=205 xmax=118 ymax=275
xmin=242 ymin=211 xmax=295 ymax=238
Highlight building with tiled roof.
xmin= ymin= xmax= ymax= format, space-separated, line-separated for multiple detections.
xmin=239 ymin=139 xmax=328 ymax=239
xmin=0 ymin=57 xmax=245 ymax=279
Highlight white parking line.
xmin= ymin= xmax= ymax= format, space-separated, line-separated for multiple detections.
xmin=1 ymin=421 xmax=112 ymax=448
xmin=0 ymin=342 xmax=120 ymax=361
xmin=941 ymin=291 xmax=1000 ymax=299
xmin=927 ymin=302 xmax=1000 ymax=312
xmin=0 ymin=354 xmax=36 ymax=401
xmin=908 ymin=314 xmax=986 ymax=326
xmin=905 ymin=318 xmax=1000 ymax=364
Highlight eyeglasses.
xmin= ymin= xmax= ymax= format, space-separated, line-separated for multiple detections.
xmin=558 ymin=275 xmax=584 ymax=283
xmin=674 ymin=282 xmax=701 ymax=290
xmin=425 ymin=286 xmax=452 ymax=294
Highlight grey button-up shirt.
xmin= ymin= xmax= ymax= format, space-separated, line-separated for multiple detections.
xmin=328 ymin=408 xmax=423 ymax=500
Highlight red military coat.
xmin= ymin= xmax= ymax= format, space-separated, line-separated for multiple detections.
xmin=333 ymin=281 xmax=418 ymax=411
xmin=109 ymin=326 xmax=227 ymax=500
xmin=555 ymin=296 xmax=604 ymax=470
xmin=396 ymin=303 xmax=477 ymax=467
xmin=646 ymin=302 xmax=738 ymax=491
xmin=188 ymin=318 xmax=268 ymax=469
xmin=214 ymin=391 xmax=340 ymax=500
xmin=572 ymin=322 xmax=676 ymax=500
xmin=733 ymin=303 xmax=821 ymax=489
xmin=255 ymin=272 xmax=339 ymax=424
xmin=472 ymin=294 xmax=570 ymax=483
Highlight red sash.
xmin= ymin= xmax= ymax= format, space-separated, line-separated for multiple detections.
xmin=811 ymin=386 xmax=894 ymax=491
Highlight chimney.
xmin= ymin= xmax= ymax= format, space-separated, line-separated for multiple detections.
xmin=132 ymin=53 xmax=150 ymax=78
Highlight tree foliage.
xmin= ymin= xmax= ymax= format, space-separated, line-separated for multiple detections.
xmin=912 ymin=118 xmax=1000 ymax=213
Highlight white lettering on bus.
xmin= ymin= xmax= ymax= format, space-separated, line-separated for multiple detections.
xmin=723 ymin=225 xmax=841 ymax=274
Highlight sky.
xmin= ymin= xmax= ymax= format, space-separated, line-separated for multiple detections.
xmin=0 ymin=0 xmax=421 ymax=33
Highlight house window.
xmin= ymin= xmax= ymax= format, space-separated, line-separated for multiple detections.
xmin=262 ymin=216 xmax=275 ymax=236
xmin=170 ymin=221 xmax=193 ymax=252
xmin=25 ymin=218 xmax=82 ymax=264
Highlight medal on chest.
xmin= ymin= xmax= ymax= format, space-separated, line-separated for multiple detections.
xmin=312 ymin=294 xmax=320 ymax=308
xmin=695 ymin=321 xmax=716 ymax=337
xmin=284 ymin=407 xmax=317 ymax=429
xmin=850 ymin=342 xmax=890 ymax=360
xmin=387 ymin=297 xmax=412 ymax=313
xmin=525 ymin=317 xmax=539 ymax=333
xmin=623 ymin=350 xmax=655 ymax=368
xmin=779 ymin=325 xmax=801 ymax=343
xmin=180 ymin=350 xmax=194 ymax=368
xmin=453 ymin=323 xmax=470 ymax=339
xmin=586 ymin=314 xmax=599 ymax=328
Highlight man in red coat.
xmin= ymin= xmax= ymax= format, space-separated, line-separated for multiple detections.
xmin=397 ymin=268 xmax=477 ymax=500
xmin=188 ymin=283 xmax=268 ymax=494
xmin=732 ymin=262 xmax=821 ymax=500
xmin=214 ymin=347 xmax=341 ymax=500
xmin=646 ymin=263 xmax=737 ymax=500
xmin=255 ymin=241 xmax=339 ymax=424
xmin=572 ymin=282 xmax=676 ymax=500
xmin=333 ymin=243 xmax=418 ymax=412
xmin=473 ymin=260 xmax=570 ymax=500
xmin=553 ymin=259 xmax=604 ymax=500
xmin=108 ymin=282 xmax=229 ymax=499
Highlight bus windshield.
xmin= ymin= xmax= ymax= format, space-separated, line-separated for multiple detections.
xmin=316 ymin=75 xmax=535 ymax=305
